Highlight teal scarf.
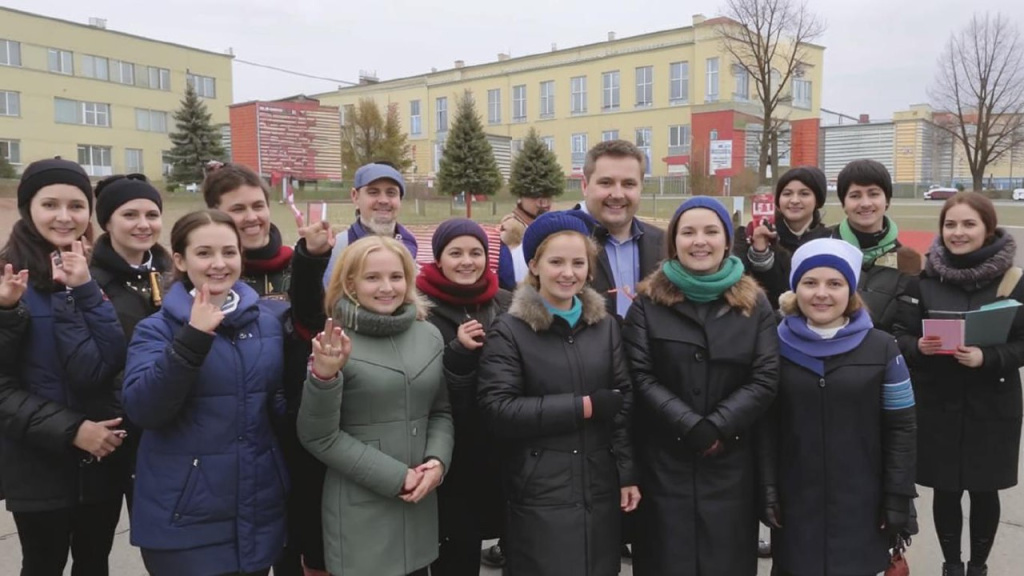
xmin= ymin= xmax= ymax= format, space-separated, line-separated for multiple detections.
xmin=544 ymin=296 xmax=583 ymax=328
xmin=839 ymin=216 xmax=899 ymax=266
xmin=662 ymin=255 xmax=745 ymax=303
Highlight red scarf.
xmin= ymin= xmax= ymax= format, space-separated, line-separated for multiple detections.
xmin=244 ymin=245 xmax=293 ymax=275
xmin=416 ymin=263 xmax=499 ymax=306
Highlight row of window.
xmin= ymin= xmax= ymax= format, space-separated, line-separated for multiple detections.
xmin=503 ymin=125 xmax=693 ymax=173
xmin=0 ymin=91 xmax=171 ymax=133
xmin=0 ymin=140 xmax=140 ymax=174
xmin=0 ymin=38 xmax=217 ymax=98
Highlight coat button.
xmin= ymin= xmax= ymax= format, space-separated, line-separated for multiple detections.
xmin=694 ymin=351 xmax=704 ymax=362
xmin=237 ymin=435 xmax=244 ymax=441
xmin=567 ymin=336 xmax=574 ymax=344
xmin=818 ymin=378 xmax=825 ymax=388
xmin=412 ymin=426 xmax=418 ymax=436
xmin=531 ymin=450 xmax=539 ymax=457
xmin=1000 ymin=378 xmax=1006 ymax=383
xmin=572 ymin=449 xmax=579 ymax=454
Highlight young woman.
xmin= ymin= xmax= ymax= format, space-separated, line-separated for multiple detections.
xmin=734 ymin=166 xmax=832 ymax=310
xmin=122 ymin=210 xmax=289 ymax=576
xmin=0 ymin=158 xmax=128 ymax=575
xmin=622 ymin=196 xmax=778 ymax=576
xmin=298 ymin=235 xmax=454 ymax=576
xmin=762 ymin=238 xmax=916 ymax=576
xmin=477 ymin=211 xmax=639 ymax=576
xmin=894 ymin=192 xmax=1023 ymax=576
xmin=89 ymin=173 xmax=171 ymax=510
xmin=415 ymin=218 xmax=511 ymax=575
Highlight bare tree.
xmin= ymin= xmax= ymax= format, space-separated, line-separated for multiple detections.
xmin=930 ymin=13 xmax=1024 ymax=192
xmin=717 ymin=0 xmax=825 ymax=184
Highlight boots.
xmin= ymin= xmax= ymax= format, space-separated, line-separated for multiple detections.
xmin=966 ymin=564 xmax=988 ymax=576
xmin=942 ymin=563 xmax=965 ymax=576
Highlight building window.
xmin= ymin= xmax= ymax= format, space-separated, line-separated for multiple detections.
xmin=55 ymin=98 xmax=111 ymax=127
xmin=540 ymin=81 xmax=555 ymax=118
xmin=542 ymin=136 xmax=555 ymax=152
xmin=512 ymin=85 xmax=526 ymax=122
xmin=793 ymin=78 xmax=812 ymax=109
xmin=511 ymin=139 xmax=524 ymax=157
xmin=162 ymin=151 xmax=173 ymax=177
xmin=602 ymin=71 xmax=620 ymax=111
xmin=146 ymin=67 xmax=171 ymax=91
xmin=571 ymin=133 xmax=588 ymax=166
xmin=77 ymin=145 xmax=112 ymax=176
xmin=705 ymin=57 xmax=720 ymax=103
xmin=111 ymin=60 xmax=135 ymax=85
xmin=635 ymin=128 xmax=652 ymax=175
xmin=710 ymin=129 xmax=719 ymax=141
xmin=125 ymin=149 xmax=144 ymax=174
xmin=669 ymin=125 xmax=691 ymax=155
xmin=433 ymin=135 xmax=447 ymax=173
xmin=135 ymin=109 xmax=168 ymax=133
xmin=81 ymin=55 xmax=109 ymax=81
xmin=410 ymin=100 xmax=422 ymax=136
xmin=670 ymin=61 xmax=689 ymax=103
xmin=1 ymin=40 xmax=21 ymax=67
xmin=487 ymin=89 xmax=501 ymax=124
xmin=48 ymin=48 xmax=74 ymax=75
xmin=0 ymin=91 xmax=20 ymax=117
xmin=602 ymin=130 xmax=619 ymax=142
xmin=570 ymin=76 xmax=587 ymax=114
xmin=0 ymin=139 xmax=21 ymax=165
xmin=186 ymin=73 xmax=216 ymax=98
xmin=436 ymin=97 xmax=448 ymax=132
xmin=734 ymin=65 xmax=749 ymax=101
xmin=636 ymin=66 xmax=653 ymax=107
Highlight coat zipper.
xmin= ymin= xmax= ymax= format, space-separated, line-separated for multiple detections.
xmin=819 ymin=374 xmax=828 ymax=576
xmin=566 ymin=327 xmax=592 ymax=571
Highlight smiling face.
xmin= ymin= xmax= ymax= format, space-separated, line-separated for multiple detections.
xmin=528 ymin=232 xmax=589 ymax=310
xmin=795 ymin=266 xmax=850 ymax=329
xmin=216 ymin=185 xmax=270 ymax=250
xmin=674 ymin=208 xmax=728 ymax=275
xmin=173 ymin=222 xmax=242 ymax=298
xmin=842 ymin=184 xmax=888 ymax=233
xmin=942 ymin=203 xmax=988 ymax=255
xmin=353 ymin=178 xmax=402 ymax=235
xmin=107 ymin=199 xmax=162 ymax=264
xmin=778 ymin=181 xmax=817 ymax=229
xmin=582 ymin=155 xmax=642 ymax=238
xmin=350 ymin=248 xmax=407 ymax=315
xmin=438 ymin=235 xmax=487 ymax=285
xmin=29 ymin=184 xmax=91 ymax=249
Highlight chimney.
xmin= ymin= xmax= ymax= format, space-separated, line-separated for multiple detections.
xmin=692 ymin=14 xmax=707 ymax=26
xmin=608 ymin=31 xmax=616 ymax=41
xmin=859 ymin=114 xmax=870 ymax=123
xmin=551 ymin=42 xmax=557 ymax=52
xmin=454 ymin=60 xmax=465 ymax=69
xmin=88 ymin=17 xmax=107 ymax=29
xmin=497 ymin=53 xmax=510 ymax=62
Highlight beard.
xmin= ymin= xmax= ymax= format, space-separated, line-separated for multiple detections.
xmin=360 ymin=215 xmax=397 ymax=236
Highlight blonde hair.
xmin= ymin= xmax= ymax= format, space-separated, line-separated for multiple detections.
xmin=500 ymin=214 xmax=526 ymax=247
xmin=324 ymin=235 xmax=424 ymax=318
xmin=525 ymin=231 xmax=599 ymax=290
xmin=779 ymin=289 xmax=865 ymax=318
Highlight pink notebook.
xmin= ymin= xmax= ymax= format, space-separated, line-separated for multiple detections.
xmin=922 ymin=319 xmax=964 ymax=354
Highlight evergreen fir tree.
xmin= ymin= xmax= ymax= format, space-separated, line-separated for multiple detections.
xmin=168 ymin=83 xmax=225 ymax=185
xmin=509 ymin=128 xmax=565 ymax=198
xmin=437 ymin=90 xmax=503 ymax=197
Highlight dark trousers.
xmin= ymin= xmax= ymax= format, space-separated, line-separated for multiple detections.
xmin=12 ymin=498 xmax=123 ymax=576
xmin=933 ymin=489 xmax=1001 ymax=567
xmin=431 ymin=536 xmax=482 ymax=575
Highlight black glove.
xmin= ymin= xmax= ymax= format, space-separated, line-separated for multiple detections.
xmin=760 ymin=484 xmax=782 ymax=528
xmin=882 ymin=494 xmax=910 ymax=536
xmin=589 ymin=389 xmax=624 ymax=422
xmin=684 ymin=419 xmax=720 ymax=453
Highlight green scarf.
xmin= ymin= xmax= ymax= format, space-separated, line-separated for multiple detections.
xmin=662 ymin=255 xmax=745 ymax=303
xmin=838 ymin=216 xmax=899 ymax=266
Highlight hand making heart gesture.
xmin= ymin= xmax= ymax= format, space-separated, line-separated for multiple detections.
xmin=189 ymin=284 xmax=226 ymax=334
xmin=310 ymin=317 xmax=352 ymax=380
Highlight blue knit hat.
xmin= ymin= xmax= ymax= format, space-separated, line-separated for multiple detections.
xmin=790 ymin=238 xmax=863 ymax=293
xmin=522 ymin=210 xmax=593 ymax=263
xmin=672 ymin=196 xmax=734 ymax=241
xmin=431 ymin=218 xmax=489 ymax=262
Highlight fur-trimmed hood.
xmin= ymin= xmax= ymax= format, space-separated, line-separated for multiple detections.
xmin=639 ymin=267 xmax=763 ymax=316
xmin=508 ymin=283 xmax=608 ymax=332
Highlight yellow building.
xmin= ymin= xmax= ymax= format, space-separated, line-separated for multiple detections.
xmin=0 ymin=6 xmax=233 ymax=178
xmin=314 ymin=14 xmax=824 ymax=181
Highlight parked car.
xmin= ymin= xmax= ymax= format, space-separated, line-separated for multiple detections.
xmin=1013 ymin=188 xmax=1024 ymax=201
xmin=924 ymin=187 xmax=958 ymax=200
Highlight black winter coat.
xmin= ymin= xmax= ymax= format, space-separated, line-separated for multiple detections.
xmin=761 ymin=329 xmax=917 ymax=575
xmin=478 ymin=285 xmax=636 ymax=576
xmin=425 ymin=290 xmax=512 ymax=544
xmin=589 ymin=219 xmax=666 ymax=316
xmin=734 ymin=218 xmax=831 ymax=310
xmin=895 ymin=269 xmax=1024 ymax=491
xmin=622 ymin=271 xmax=779 ymax=576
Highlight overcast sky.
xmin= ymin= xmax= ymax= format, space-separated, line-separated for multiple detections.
xmin=6 ymin=0 xmax=1024 ymax=120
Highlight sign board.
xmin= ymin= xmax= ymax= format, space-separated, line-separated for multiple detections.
xmin=710 ymin=140 xmax=733 ymax=175
xmin=752 ymin=192 xmax=775 ymax=228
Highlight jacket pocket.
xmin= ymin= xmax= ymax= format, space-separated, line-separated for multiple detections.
xmin=171 ymin=457 xmax=235 ymax=527
xmin=346 ymin=440 xmax=383 ymax=505
xmin=512 ymin=447 xmax=573 ymax=506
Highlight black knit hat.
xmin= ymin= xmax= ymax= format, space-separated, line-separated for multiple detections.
xmin=775 ymin=166 xmax=827 ymax=209
xmin=95 ymin=174 xmax=164 ymax=230
xmin=17 ymin=158 xmax=93 ymax=213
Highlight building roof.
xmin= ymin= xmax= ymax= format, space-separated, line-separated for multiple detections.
xmin=0 ymin=6 xmax=234 ymax=59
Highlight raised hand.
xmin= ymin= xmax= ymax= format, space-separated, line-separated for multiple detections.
xmin=52 ymin=241 xmax=91 ymax=288
xmin=751 ymin=224 xmax=778 ymax=252
xmin=73 ymin=417 xmax=125 ymax=460
xmin=456 ymin=319 xmax=485 ymax=351
xmin=0 ymin=263 xmax=29 ymax=308
xmin=189 ymin=284 xmax=225 ymax=334
xmin=311 ymin=318 xmax=352 ymax=379
xmin=299 ymin=220 xmax=336 ymax=256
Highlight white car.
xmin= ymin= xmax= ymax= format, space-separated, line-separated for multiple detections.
xmin=1013 ymin=188 xmax=1024 ymax=201
xmin=923 ymin=187 xmax=958 ymax=200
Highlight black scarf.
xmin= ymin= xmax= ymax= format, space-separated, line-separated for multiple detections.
xmin=91 ymin=234 xmax=171 ymax=279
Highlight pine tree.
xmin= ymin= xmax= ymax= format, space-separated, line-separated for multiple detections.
xmin=509 ymin=128 xmax=565 ymax=198
xmin=437 ymin=90 xmax=503 ymax=197
xmin=168 ymin=83 xmax=225 ymax=185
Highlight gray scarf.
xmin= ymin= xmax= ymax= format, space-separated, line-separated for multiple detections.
xmin=925 ymin=228 xmax=1016 ymax=291
xmin=333 ymin=297 xmax=418 ymax=336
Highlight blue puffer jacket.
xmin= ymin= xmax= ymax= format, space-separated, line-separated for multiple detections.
xmin=123 ymin=281 xmax=289 ymax=574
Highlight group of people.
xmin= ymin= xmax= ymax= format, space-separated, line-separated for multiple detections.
xmin=0 ymin=139 xmax=1018 ymax=576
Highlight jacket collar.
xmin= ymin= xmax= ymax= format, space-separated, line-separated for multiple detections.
xmin=162 ymin=281 xmax=261 ymax=330
xmin=508 ymin=283 xmax=607 ymax=332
